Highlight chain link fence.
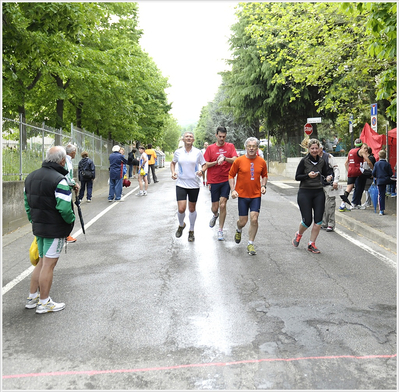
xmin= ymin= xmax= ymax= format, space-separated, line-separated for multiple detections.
xmin=2 ymin=116 xmax=131 ymax=181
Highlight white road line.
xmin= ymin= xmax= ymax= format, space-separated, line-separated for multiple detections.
xmin=2 ymin=266 xmax=35 ymax=296
xmin=2 ymin=185 xmax=139 ymax=296
xmin=288 ymin=201 xmax=395 ymax=268
xmin=334 ymin=228 xmax=396 ymax=269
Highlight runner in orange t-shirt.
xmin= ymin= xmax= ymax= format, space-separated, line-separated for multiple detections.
xmin=228 ymin=137 xmax=268 ymax=256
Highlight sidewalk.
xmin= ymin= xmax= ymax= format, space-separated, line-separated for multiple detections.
xmin=268 ymin=173 xmax=397 ymax=253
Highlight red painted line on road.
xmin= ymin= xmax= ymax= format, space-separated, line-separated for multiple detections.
xmin=3 ymin=353 xmax=396 ymax=379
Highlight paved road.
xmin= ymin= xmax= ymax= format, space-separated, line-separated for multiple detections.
xmin=2 ymin=165 xmax=396 ymax=390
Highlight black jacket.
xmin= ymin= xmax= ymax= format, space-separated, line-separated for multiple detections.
xmin=24 ymin=161 xmax=75 ymax=238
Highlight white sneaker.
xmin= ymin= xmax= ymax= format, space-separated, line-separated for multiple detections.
xmin=136 ymin=191 xmax=143 ymax=196
xmin=36 ymin=298 xmax=66 ymax=314
xmin=218 ymin=230 xmax=224 ymax=241
xmin=143 ymin=191 xmax=147 ymax=196
xmin=25 ymin=294 xmax=40 ymax=309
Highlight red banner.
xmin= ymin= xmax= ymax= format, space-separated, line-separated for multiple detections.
xmin=360 ymin=123 xmax=396 ymax=169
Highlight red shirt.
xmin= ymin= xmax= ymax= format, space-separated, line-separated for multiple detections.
xmin=204 ymin=142 xmax=238 ymax=184
xmin=347 ymin=148 xmax=363 ymax=178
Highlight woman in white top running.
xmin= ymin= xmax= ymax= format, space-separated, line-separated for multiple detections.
xmin=170 ymin=132 xmax=206 ymax=242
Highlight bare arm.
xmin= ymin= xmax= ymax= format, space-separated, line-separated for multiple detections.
xmin=229 ymin=177 xmax=238 ymax=199
xmin=170 ymin=161 xmax=177 ymax=180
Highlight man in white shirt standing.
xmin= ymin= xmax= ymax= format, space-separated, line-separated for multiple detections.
xmin=170 ymin=132 xmax=206 ymax=242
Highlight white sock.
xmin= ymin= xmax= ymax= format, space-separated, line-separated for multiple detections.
xmin=189 ymin=211 xmax=197 ymax=231
xmin=29 ymin=291 xmax=39 ymax=298
xmin=178 ymin=212 xmax=185 ymax=227
xmin=248 ymin=241 xmax=253 ymax=245
xmin=39 ymin=297 xmax=49 ymax=305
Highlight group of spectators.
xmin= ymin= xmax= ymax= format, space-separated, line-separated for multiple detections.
xmin=107 ymin=143 xmax=159 ymax=200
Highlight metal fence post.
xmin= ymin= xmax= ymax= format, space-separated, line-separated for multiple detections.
xmin=42 ymin=122 xmax=45 ymax=161
xmin=100 ymin=135 xmax=103 ymax=167
xmin=19 ymin=113 xmax=23 ymax=180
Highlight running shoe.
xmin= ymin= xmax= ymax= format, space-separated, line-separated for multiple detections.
xmin=175 ymin=222 xmax=186 ymax=238
xmin=209 ymin=213 xmax=219 ymax=228
xmin=136 ymin=191 xmax=143 ymax=196
xmin=87 ymin=199 xmax=91 ymax=203
xmin=247 ymin=244 xmax=256 ymax=255
xmin=307 ymin=243 xmax=320 ymax=254
xmin=36 ymin=298 xmax=66 ymax=314
xmin=188 ymin=231 xmax=195 ymax=242
xmin=218 ymin=230 xmax=224 ymax=241
xmin=235 ymin=230 xmax=241 ymax=244
xmin=379 ymin=210 xmax=385 ymax=216
xmin=292 ymin=232 xmax=302 ymax=247
xmin=143 ymin=191 xmax=147 ymax=196
xmin=25 ymin=294 xmax=40 ymax=309
xmin=326 ymin=226 xmax=334 ymax=232
xmin=66 ymin=235 xmax=77 ymax=243
xmin=339 ymin=206 xmax=350 ymax=212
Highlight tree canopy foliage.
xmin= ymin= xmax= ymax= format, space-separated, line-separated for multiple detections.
xmin=2 ymin=2 xmax=174 ymax=145
xmin=197 ymin=2 xmax=396 ymax=147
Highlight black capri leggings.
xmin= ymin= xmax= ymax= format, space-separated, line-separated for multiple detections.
xmin=297 ymin=188 xmax=325 ymax=228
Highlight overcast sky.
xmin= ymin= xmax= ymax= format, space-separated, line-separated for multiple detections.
xmin=136 ymin=1 xmax=239 ymax=127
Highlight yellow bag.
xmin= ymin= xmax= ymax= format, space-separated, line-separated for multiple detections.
xmin=29 ymin=237 xmax=39 ymax=266
xmin=140 ymin=168 xmax=145 ymax=176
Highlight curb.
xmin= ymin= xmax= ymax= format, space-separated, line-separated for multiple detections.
xmin=335 ymin=212 xmax=397 ymax=253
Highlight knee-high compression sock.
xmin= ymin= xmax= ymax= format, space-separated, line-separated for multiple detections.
xmin=178 ymin=212 xmax=185 ymax=227
xmin=189 ymin=211 xmax=197 ymax=231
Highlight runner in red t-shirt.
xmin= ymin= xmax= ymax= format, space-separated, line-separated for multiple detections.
xmin=203 ymin=126 xmax=238 ymax=241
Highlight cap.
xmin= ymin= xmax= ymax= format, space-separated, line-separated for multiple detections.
xmin=112 ymin=145 xmax=120 ymax=152
xmin=354 ymin=138 xmax=362 ymax=147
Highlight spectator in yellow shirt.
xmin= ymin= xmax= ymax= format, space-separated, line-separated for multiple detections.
xmin=145 ymin=144 xmax=158 ymax=184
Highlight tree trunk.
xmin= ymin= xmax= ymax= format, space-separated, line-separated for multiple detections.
xmin=76 ymin=102 xmax=83 ymax=129
xmin=53 ymin=74 xmax=70 ymax=129
xmin=252 ymin=119 xmax=261 ymax=139
xmin=18 ymin=105 xmax=27 ymax=150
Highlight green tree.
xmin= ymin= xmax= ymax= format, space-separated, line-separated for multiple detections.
xmin=159 ymin=115 xmax=181 ymax=153
xmin=341 ymin=2 xmax=396 ymax=122
xmin=2 ymin=2 xmax=171 ymax=145
xmin=222 ymin=3 xmax=321 ymax=146
xmin=244 ymin=2 xmax=395 ymax=132
xmin=195 ymin=84 xmax=256 ymax=149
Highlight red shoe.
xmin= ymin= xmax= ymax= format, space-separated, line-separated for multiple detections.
xmin=292 ymin=232 xmax=302 ymax=247
xmin=307 ymin=243 xmax=320 ymax=254
xmin=66 ymin=235 xmax=77 ymax=243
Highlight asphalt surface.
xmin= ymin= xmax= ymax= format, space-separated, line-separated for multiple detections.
xmin=2 ymin=164 xmax=397 ymax=390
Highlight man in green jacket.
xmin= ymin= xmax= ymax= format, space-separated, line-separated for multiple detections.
xmin=24 ymin=146 xmax=75 ymax=314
